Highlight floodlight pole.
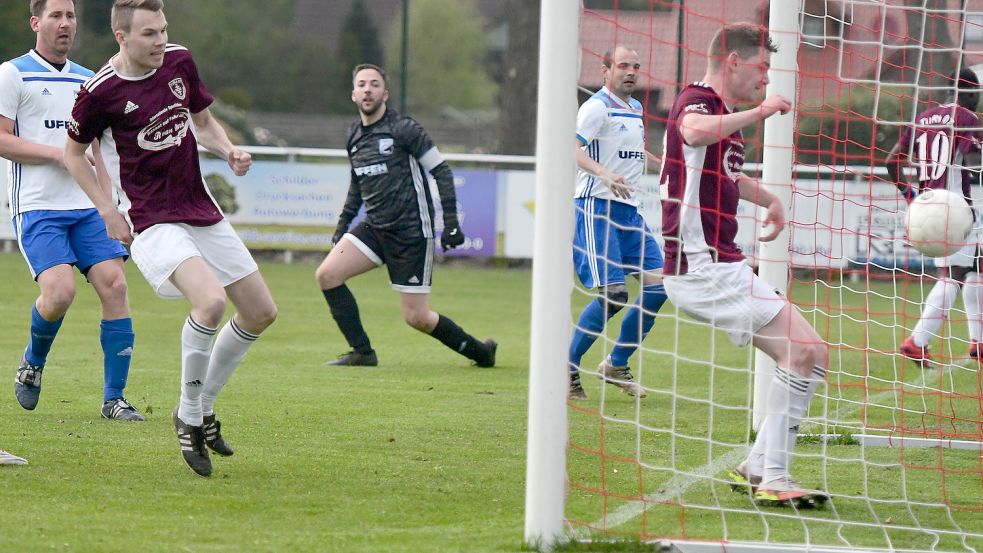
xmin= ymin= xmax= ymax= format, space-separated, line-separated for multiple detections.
xmin=754 ymin=0 xmax=800 ymax=429
xmin=400 ymin=0 xmax=409 ymax=111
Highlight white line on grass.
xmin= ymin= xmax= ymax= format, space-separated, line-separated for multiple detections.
xmin=581 ymin=446 xmax=749 ymax=534
xmin=583 ymin=359 xmax=970 ymax=532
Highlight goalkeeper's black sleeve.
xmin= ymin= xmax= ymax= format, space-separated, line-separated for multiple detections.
xmin=431 ymin=162 xmax=458 ymax=226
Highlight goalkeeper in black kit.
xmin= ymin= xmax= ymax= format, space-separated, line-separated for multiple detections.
xmin=315 ymin=63 xmax=497 ymax=368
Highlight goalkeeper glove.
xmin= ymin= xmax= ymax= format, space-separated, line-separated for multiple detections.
xmin=441 ymin=222 xmax=465 ymax=251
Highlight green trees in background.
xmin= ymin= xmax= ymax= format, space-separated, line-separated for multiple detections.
xmin=384 ymin=0 xmax=497 ymax=116
xmin=498 ymin=0 xmax=538 ymax=154
xmin=329 ymin=0 xmax=385 ymax=113
xmin=794 ymin=85 xmax=914 ymax=168
xmin=0 ymin=1 xmax=41 ymax=61
xmin=0 ymin=0 xmax=496 ymax=118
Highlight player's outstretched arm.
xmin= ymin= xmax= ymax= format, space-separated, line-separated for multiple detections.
xmin=64 ymin=137 xmax=133 ymax=244
xmin=0 ymin=115 xmax=65 ymax=167
xmin=737 ymin=173 xmax=785 ymax=242
xmin=679 ymin=94 xmax=791 ymax=148
xmin=191 ymin=108 xmax=252 ymax=176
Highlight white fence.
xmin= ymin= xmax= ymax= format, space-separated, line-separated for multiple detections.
xmin=1 ymin=149 xmax=963 ymax=266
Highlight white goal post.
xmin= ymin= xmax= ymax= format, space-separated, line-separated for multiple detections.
xmin=523 ymin=0 xmax=579 ymax=548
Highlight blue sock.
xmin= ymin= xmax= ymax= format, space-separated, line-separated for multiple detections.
xmin=25 ymin=305 xmax=63 ymax=367
xmin=101 ymin=318 xmax=134 ymax=402
xmin=568 ymin=298 xmax=608 ymax=376
xmin=610 ymin=284 xmax=668 ymax=367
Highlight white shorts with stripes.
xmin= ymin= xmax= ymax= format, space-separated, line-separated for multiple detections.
xmin=130 ymin=220 xmax=258 ymax=299
xmin=663 ymin=261 xmax=785 ymax=347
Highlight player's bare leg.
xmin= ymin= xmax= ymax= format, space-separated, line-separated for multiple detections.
xmin=400 ymin=293 xmax=496 ymax=367
xmin=742 ymin=303 xmax=829 ymax=507
xmin=317 ymin=237 xmax=380 ymax=366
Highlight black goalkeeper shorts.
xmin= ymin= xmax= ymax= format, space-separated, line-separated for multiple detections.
xmin=347 ymin=222 xmax=433 ymax=293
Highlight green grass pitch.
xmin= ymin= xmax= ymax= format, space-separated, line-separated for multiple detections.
xmin=0 ymin=252 xmax=980 ymax=552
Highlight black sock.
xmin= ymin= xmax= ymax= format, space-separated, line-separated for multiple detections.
xmin=430 ymin=314 xmax=485 ymax=361
xmin=322 ymin=285 xmax=373 ymax=354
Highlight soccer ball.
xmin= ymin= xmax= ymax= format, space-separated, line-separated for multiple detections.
xmin=904 ymin=188 xmax=974 ymax=257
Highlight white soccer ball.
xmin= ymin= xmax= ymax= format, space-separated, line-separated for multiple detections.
xmin=905 ymin=188 xmax=974 ymax=257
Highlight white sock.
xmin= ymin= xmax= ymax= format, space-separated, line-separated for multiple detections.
xmin=179 ymin=316 xmax=216 ymax=427
xmin=963 ymin=272 xmax=983 ymax=342
xmin=760 ymin=367 xmax=814 ymax=484
xmin=912 ymin=278 xmax=959 ymax=347
xmin=784 ymin=366 xmax=827 ymax=473
xmin=201 ymin=317 xmax=259 ymax=416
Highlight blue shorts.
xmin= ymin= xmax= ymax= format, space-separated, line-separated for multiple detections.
xmin=14 ymin=208 xmax=128 ymax=279
xmin=573 ymin=197 xmax=663 ymax=289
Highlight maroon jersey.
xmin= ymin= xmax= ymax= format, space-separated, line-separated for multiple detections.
xmin=660 ymin=83 xmax=746 ymax=275
xmin=895 ymin=104 xmax=981 ymax=197
xmin=67 ymin=44 xmax=221 ymax=233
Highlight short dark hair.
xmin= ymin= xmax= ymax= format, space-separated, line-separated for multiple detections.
xmin=112 ymin=0 xmax=163 ymax=33
xmin=951 ymin=68 xmax=980 ymax=90
xmin=352 ymin=63 xmax=387 ymax=87
xmin=950 ymin=68 xmax=981 ymax=109
xmin=31 ymin=0 xmax=74 ymax=17
xmin=602 ymin=45 xmax=637 ymax=69
xmin=708 ymin=23 xmax=778 ymax=69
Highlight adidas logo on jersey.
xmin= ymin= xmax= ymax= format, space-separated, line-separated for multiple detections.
xmin=124 ymin=101 xmax=139 ymax=114
xmin=618 ymin=124 xmax=627 ymax=132
xmin=41 ymin=88 xmax=52 ymax=96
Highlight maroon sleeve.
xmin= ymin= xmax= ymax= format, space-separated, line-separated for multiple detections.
xmin=955 ymin=109 xmax=982 ymax=155
xmin=182 ymin=52 xmax=214 ymax=114
xmin=67 ymin=87 xmax=106 ymax=145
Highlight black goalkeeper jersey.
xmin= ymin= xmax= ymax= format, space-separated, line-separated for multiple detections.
xmin=338 ymin=107 xmax=457 ymax=239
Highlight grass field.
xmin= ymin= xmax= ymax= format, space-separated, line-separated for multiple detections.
xmin=1 ymin=251 xmax=981 ymax=552
xmin=0 ymin=253 xmax=531 ymax=552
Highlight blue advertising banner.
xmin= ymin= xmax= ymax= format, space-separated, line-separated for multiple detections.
xmin=435 ymin=169 xmax=498 ymax=258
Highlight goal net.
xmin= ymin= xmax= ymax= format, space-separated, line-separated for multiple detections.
xmin=527 ymin=1 xmax=983 ymax=552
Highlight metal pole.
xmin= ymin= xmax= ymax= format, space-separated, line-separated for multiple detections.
xmin=676 ymin=0 xmax=685 ymax=96
xmin=400 ymin=0 xmax=409 ymax=112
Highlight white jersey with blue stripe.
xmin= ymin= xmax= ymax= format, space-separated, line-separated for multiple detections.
xmin=575 ymin=87 xmax=645 ymax=207
xmin=0 ymin=51 xmax=95 ymax=215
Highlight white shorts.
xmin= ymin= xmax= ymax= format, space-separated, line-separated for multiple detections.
xmin=938 ymin=219 xmax=983 ymax=268
xmin=663 ymin=261 xmax=785 ymax=347
xmin=130 ymin=220 xmax=258 ymax=299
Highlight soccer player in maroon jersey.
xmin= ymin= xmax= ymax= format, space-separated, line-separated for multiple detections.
xmin=885 ymin=68 xmax=983 ymax=367
xmin=63 ymin=0 xmax=277 ymax=477
xmin=660 ymin=23 xmax=828 ymax=507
